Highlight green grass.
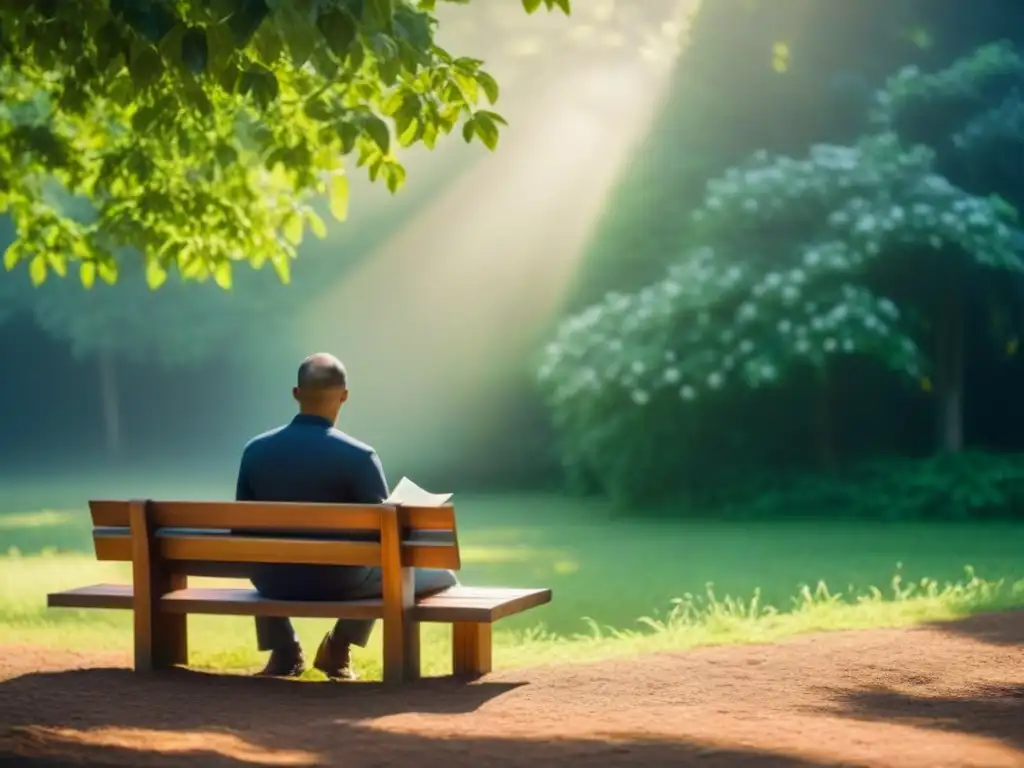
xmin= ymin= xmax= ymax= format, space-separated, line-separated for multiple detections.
xmin=3 ymin=553 xmax=1024 ymax=680
xmin=2 ymin=481 xmax=1024 ymax=679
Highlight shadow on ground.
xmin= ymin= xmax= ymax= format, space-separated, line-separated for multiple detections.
xmin=828 ymin=683 xmax=1024 ymax=755
xmin=0 ymin=667 xmax=842 ymax=767
xmin=925 ymin=609 xmax=1024 ymax=648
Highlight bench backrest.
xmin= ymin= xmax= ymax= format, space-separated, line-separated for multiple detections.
xmin=89 ymin=500 xmax=461 ymax=571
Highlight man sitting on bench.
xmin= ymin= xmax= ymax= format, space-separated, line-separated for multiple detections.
xmin=235 ymin=352 xmax=458 ymax=680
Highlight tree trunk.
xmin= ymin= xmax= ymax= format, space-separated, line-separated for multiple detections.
xmin=98 ymin=351 xmax=121 ymax=458
xmin=933 ymin=290 xmax=965 ymax=454
xmin=814 ymin=365 xmax=837 ymax=472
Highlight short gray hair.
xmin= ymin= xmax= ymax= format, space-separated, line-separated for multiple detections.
xmin=297 ymin=353 xmax=348 ymax=389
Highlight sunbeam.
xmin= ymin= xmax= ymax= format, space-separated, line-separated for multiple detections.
xmin=291 ymin=1 xmax=700 ymax=475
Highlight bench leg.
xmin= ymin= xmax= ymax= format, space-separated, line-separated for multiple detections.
xmin=382 ymin=618 xmax=421 ymax=686
xmin=135 ymin=573 xmax=188 ymax=671
xmin=452 ymin=622 xmax=492 ymax=678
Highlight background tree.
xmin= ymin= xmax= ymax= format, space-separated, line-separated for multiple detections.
xmin=5 ymin=255 xmax=290 ymax=456
xmin=0 ymin=0 xmax=569 ymax=289
xmin=538 ymin=97 xmax=1022 ymax=504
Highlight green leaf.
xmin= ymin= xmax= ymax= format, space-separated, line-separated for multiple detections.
xmin=129 ymin=47 xmax=164 ymax=91
xmin=97 ymin=260 xmax=118 ymax=285
xmin=363 ymin=115 xmax=391 ymax=154
xmin=79 ymin=261 xmax=96 ymax=289
xmin=477 ymin=109 xmax=508 ymax=126
xmin=329 ymin=173 xmax=350 ymax=221
xmin=228 ymin=0 xmax=269 ymax=47
xmin=131 ymin=105 xmax=161 ymax=133
xmin=214 ymin=260 xmax=232 ymax=289
xmin=522 ymin=0 xmax=543 ymax=13
xmin=317 ymin=9 xmax=358 ymax=57
xmin=279 ymin=2 xmax=317 ymax=67
xmin=282 ymin=211 xmax=304 ymax=245
xmin=272 ymin=254 xmax=292 ymax=284
xmin=307 ymin=209 xmax=327 ymax=239
xmin=28 ymin=255 xmax=46 ymax=286
xmin=146 ymin=259 xmax=168 ymax=289
xmin=473 ymin=112 xmax=501 ymax=149
xmin=335 ymin=120 xmax=360 ymax=154
xmin=180 ymin=27 xmax=209 ymax=74
xmin=476 ymin=71 xmax=500 ymax=104
xmin=383 ymin=161 xmax=406 ymax=193
xmin=462 ymin=115 xmax=476 ymax=143
xmin=366 ymin=0 xmax=396 ymax=30
xmin=2 ymin=242 xmax=20 ymax=271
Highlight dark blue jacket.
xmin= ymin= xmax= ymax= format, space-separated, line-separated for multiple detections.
xmin=235 ymin=414 xmax=389 ymax=597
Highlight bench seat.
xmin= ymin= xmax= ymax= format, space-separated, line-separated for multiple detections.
xmin=48 ymin=584 xmax=552 ymax=622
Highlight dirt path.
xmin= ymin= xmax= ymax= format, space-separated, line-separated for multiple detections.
xmin=1 ymin=613 xmax=1023 ymax=767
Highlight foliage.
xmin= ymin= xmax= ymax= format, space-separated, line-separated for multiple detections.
xmin=0 ymin=0 xmax=569 ymax=289
xmin=870 ymin=41 xmax=1024 ymax=129
xmin=700 ymin=452 xmax=1024 ymax=522
xmin=537 ymin=127 xmax=1021 ymax=500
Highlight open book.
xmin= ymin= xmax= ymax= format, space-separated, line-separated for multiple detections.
xmin=385 ymin=477 xmax=453 ymax=507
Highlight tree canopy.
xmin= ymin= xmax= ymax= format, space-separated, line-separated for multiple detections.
xmin=0 ymin=0 xmax=570 ymax=290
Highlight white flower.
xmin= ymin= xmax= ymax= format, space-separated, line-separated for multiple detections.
xmin=795 ymin=338 xmax=811 ymax=354
xmin=680 ymin=385 xmax=696 ymax=401
xmin=855 ymin=214 xmax=877 ymax=233
xmin=631 ymin=389 xmax=650 ymax=406
xmin=738 ymin=302 xmax=757 ymax=321
xmin=777 ymin=319 xmax=792 ymax=334
xmin=782 ymin=285 xmax=800 ymax=303
xmin=707 ymin=372 xmax=724 ymax=389
xmin=803 ymin=249 xmax=821 ymax=267
xmin=664 ymin=367 xmax=681 ymax=384
xmin=739 ymin=339 xmax=754 ymax=355
xmin=877 ymin=298 xmax=898 ymax=317
xmin=631 ymin=360 xmax=645 ymax=374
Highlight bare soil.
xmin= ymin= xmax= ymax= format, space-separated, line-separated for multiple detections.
xmin=1 ymin=613 xmax=1023 ymax=767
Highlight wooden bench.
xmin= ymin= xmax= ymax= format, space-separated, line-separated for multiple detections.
xmin=47 ymin=499 xmax=551 ymax=685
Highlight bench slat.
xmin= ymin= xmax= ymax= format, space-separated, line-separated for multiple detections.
xmin=90 ymin=500 xmax=455 ymax=533
xmin=414 ymin=587 xmax=552 ymax=622
xmin=47 ymin=584 xmax=551 ymax=623
xmin=162 ymin=588 xmax=385 ymax=619
xmin=160 ymin=535 xmax=383 ymax=566
xmin=93 ymin=529 xmax=459 ymax=570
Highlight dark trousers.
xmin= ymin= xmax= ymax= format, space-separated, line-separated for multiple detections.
xmin=252 ymin=565 xmax=459 ymax=651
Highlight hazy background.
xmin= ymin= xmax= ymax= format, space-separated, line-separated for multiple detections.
xmin=3 ymin=0 xmax=1024 ymax=511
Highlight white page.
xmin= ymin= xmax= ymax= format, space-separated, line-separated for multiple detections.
xmin=385 ymin=476 xmax=453 ymax=507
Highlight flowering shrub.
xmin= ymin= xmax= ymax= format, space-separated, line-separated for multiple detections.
xmin=537 ymin=129 xmax=1021 ymax=500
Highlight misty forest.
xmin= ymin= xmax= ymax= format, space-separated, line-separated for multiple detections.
xmin=4 ymin=1 xmax=1024 ymax=526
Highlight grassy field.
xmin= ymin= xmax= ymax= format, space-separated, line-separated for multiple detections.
xmin=3 ymin=479 xmax=1024 ymax=680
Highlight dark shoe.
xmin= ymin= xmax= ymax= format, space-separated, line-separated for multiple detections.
xmin=313 ymin=633 xmax=358 ymax=681
xmin=256 ymin=644 xmax=305 ymax=678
